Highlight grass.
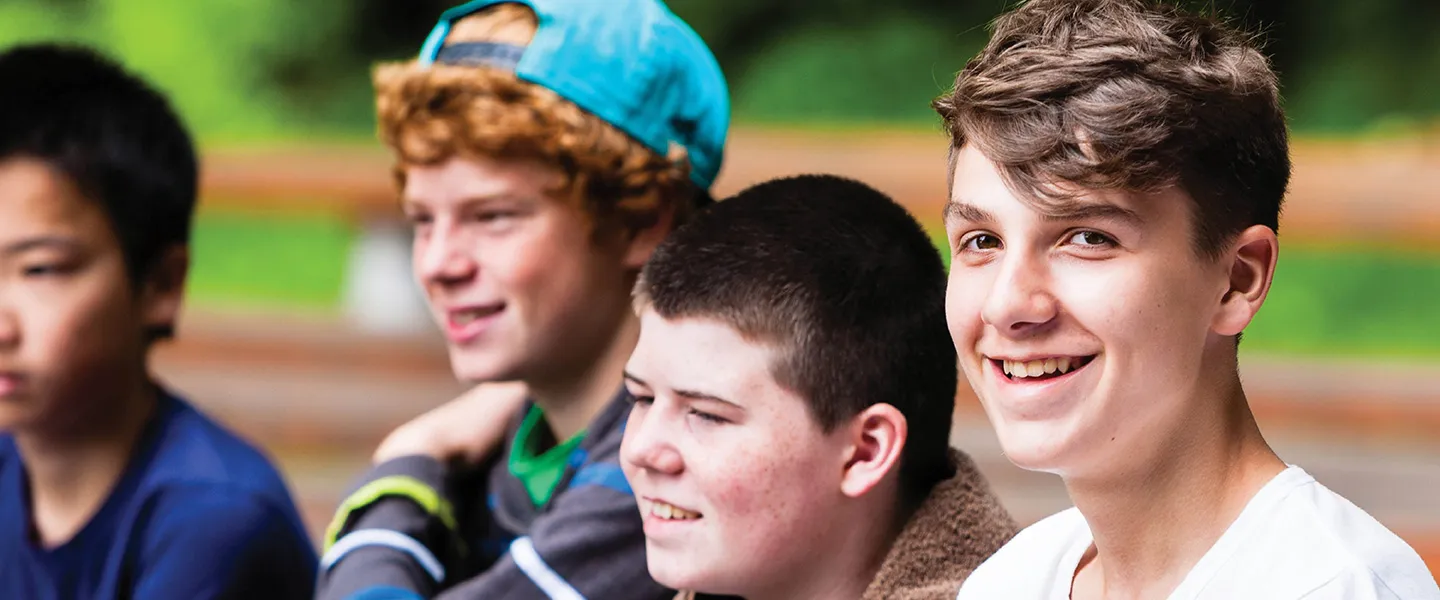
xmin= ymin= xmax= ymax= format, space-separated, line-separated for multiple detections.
xmin=187 ymin=209 xmax=1440 ymax=359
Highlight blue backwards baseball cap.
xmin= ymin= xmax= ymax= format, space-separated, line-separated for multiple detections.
xmin=417 ymin=0 xmax=730 ymax=190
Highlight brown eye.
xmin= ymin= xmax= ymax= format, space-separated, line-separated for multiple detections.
xmin=966 ymin=233 xmax=1002 ymax=251
xmin=1069 ymin=231 xmax=1114 ymax=247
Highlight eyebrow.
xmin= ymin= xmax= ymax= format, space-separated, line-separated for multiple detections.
xmin=1 ymin=236 xmax=82 ymax=256
xmin=1039 ymin=202 xmax=1143 ymax=226
xmin=942 ymin=200 xmax=1142 ymax=227
xmin=623 ymin=371 xmax=745 ymax=411
xmin=943 ymin=201 xmax=995 ymax=225
xmin=622 ymin=371 xmax=648 ymax=388
xmin=401 ymin=192 xmax=529 ymax=208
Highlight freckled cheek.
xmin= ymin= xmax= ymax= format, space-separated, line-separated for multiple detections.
xmin=706 ymin=443 xmax=833 ymax=559
xmin=705 ymin=451 xmax=800 ymax=535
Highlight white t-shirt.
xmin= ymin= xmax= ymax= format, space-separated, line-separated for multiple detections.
xmin=957 ymin=466 xmax=1440 ymax=599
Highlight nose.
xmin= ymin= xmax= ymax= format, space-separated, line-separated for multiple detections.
xmin=620 ymin=402 xmax=684 ymax=476
xmin=0 ymin=299 xmax=17 ymax=350
xmin=414 ymin=220 xmax=477 ymax=288
xmin=980 ymin=250 xmax=1059 ymax=337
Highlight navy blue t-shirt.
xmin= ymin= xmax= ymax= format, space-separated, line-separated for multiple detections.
xmin=0 ymin=390 xmax=318 ymax=600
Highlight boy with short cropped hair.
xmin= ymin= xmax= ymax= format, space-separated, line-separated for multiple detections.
xmin=934 ymin=1 xmax=1440 ymax=598
xmin=621 ymin=174 xmax=1018 ymax=600
xmin=315 ymin=1 xmax=729 ymax=598
xmin=0 ymin=43 xmax=317 ymax=599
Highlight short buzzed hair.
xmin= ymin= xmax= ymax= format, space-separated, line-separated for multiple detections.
xmin=636 ymin=174 xmax=958 ymax=505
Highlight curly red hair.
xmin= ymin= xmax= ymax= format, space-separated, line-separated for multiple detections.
xmin=373 ymin=3 xmax=697 ymax=231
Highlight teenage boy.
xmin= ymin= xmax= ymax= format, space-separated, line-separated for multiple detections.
xmin=621 ymin=174 xmax=1018 ymax=600
xmin=315 ymin=0 xmax=729 ymax=598
xmin=0 ymin=43 xmax=317 ymax=599
xmin=933 ymin=1 xmax=1440 ymax=598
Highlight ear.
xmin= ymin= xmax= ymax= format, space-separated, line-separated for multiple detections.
xmin=621 ymin=201 xmax=677 ymax=270
xmin=839 ymin=403 xmax=908 ymax=499
xmin=140 ymin=245 xmax=189 ymax=337
xmin=1212 ymin=225 xmax=1278 ymax=336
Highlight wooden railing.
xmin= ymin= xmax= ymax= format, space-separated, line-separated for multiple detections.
xmin=200 ymin=128 xmax=1440 ymax=247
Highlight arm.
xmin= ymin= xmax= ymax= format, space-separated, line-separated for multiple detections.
xmin=130 ymin=486 xmax=318 ymax=600
xmin=318 ymin=385 xmax=527 ymax=599
xmin=320 ymin=460 xmax=671 ymax=600
xmin=434 ymin=473 xmax=671 ymax=600
xmin=316 ymin=456 xmax=463 ymax=600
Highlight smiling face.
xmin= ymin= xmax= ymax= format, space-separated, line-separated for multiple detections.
xmin=619 ymin=310 xmax=853 ymax=596
xmin=942 ymin=144 xmax=1242 ymax=478
xmin=404 ymin=155 xmax=644 ymax=384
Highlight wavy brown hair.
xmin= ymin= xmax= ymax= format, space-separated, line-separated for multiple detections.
xmin=373 ymin=3 xmax=698 ymax=233
xmin=934 ymin=0 xmax=1290 ymax=257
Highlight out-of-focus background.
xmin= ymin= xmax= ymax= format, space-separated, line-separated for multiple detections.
xmin=4 ymin=0 xmax=1436 ymax=576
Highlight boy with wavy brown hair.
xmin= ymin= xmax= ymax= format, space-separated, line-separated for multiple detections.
xmin=937 ymin=1 xmax=1439 ymax=598
xmin=316 ymin=1 xmax=728 ymax=598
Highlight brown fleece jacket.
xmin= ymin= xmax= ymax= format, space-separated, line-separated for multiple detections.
xmin=859 ymin=448 xmax=1017 ymax=599
xmin=675 ymin=449 xmax=1018 ymax=600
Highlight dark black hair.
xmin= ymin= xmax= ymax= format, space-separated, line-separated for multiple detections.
xmin=0 ymin=42 xmax=198 ymax=288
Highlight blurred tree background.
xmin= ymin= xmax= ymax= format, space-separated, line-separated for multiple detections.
xmin=3 ymin=0 xmax=1440 ymax=141
xmin=2 ymin=0 xmax=1437 ymax=358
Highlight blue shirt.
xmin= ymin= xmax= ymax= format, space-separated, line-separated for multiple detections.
xmin=0 ymin=390 xmax=318 ymax=600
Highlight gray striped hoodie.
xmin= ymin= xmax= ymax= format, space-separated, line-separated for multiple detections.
xmin=316 ymin=389 xmax=670 ymax=600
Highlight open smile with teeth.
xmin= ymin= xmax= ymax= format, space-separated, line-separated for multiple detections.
xmin=996 ymin=355 xmax=1095 ymax=381
xmin=642 ymin=499 xmax=701 ymax=521
xmin=450 ymin=306 xmax=502 ymax=325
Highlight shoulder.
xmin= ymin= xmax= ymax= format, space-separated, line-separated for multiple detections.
xmin=135 ymin=483 xmax=310 ymax=552
xmin=956 ymin=508 xmax=1090 ymax=600
xmin=552 ymin=389 xmax=636 ymax=503
xmin=140 ymin=393 xmax=296 ymax=503
xmin=1249 ymin=470 xmax=1440 ymax=599
xmin=130 ymin=485 xmax=318 ymax=598
xmin=1000 ymin=506 xmax=1090 ymax=553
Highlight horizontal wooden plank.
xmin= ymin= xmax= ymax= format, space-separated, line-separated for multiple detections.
xmin=199 ymin=131 xmax=1440 ymax=245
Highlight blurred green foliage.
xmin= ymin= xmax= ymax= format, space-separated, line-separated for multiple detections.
xmin=187 ymin=208 xmax=352 ymax=310
xmin=3 ymin=0 xmax=1439 ymax=141
xmin=7 ymin=0 xmax=1439 ymax=359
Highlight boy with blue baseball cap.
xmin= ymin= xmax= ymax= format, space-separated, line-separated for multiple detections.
xmin=316 ymin=1 xmax=728 ymax=598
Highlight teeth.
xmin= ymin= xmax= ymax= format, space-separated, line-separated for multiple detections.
xmin=648 ymin=499 xmax=700 ymax=520
xmin=452 ymin=307 xmax=500 ymax=325
xmin=1002 ymin=357 xmax=1084 ymax=379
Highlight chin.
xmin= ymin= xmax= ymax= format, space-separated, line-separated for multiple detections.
xmin=993 ymin=419 xmax=1080 ymax=475
xmin=646 ymin=553 xmax=710 ymax=592
xmin=0 ymin=405 xmax=34 ymax=433
xmin=446 ymin=351 xmax=522 ymax=384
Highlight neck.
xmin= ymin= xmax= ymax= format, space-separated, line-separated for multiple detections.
xmin=1065 ymin=362 xmax=1285 ymax=599
xmin=528 ymin=308 xmax=639 ymax=442
xmin=750 ymin=496 xmax=901 ymax=600
xmin=14 ymin=378 xmax=159 ymax=548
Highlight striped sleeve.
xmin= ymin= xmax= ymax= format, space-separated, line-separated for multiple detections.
xmin=431 ymin=460 xmax=672 ymax=600
xmin=315 ymin=456 xmax=463 ymax=600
